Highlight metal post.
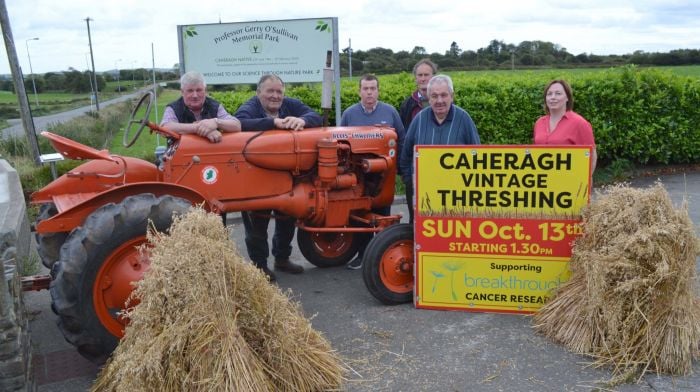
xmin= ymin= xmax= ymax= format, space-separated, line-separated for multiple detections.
xmin=25 ymin=37 xmax=39 ymax=108
xmin=332 ymin=18 xmax=341 ymax=125
xmin=115 ymin=58 xmax=121 ymax=92
xmin=348 ymin=38 xmax=352 ymax=80
xmin=85 ymin=17 xmax=99 ymax=111
xmin=152 ymin=43 xmax=160 ymax=145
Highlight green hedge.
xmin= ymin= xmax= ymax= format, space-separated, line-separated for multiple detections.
xmin=211 ymin=66 xmax=700 ymax=166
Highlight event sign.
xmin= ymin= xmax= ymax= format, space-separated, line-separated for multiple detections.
xmin=414 ymin=146 xmax=592 ymax=313
xmin=177 ymin=18 xmax=337 ymax=84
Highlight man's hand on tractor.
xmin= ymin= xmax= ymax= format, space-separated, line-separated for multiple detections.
xmin=274 ymin=116 xmax=306 ymax=131
xmin=205 ymin=129 xmax=222 ymax=143
xmin=195 ymin=120 xmax=222 ymax=143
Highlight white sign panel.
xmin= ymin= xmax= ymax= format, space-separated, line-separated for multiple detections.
xmin=178 ymin=18 xmax=337 ymax=84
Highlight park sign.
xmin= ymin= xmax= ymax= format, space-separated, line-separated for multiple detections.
xmin=177 ymin=18 xmax=338 ymax=84
xmin=413 ymin=145 xmax=593 ymax=313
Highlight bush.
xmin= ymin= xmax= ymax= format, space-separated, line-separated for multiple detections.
xmin=213 ymin=66 xmax=700 ymax=166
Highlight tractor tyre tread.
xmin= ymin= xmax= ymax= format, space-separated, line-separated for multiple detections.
xmin=35 ymin=203 xmax=69 ymax=269
xmin=50 ymin=193 xmax=191 ymax=363
xmin=362 ymin=223 xmax=414 ymax=305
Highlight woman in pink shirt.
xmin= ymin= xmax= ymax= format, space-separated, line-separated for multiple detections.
xmin=533 ymin=79 xmax=597 ymax=172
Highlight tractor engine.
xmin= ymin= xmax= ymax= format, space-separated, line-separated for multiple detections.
xmin=162 ymin=126 xmax=399 ymax=228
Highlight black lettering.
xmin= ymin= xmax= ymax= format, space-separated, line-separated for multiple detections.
xmin=455 ymin=153 xmax=470 ymax=169
xmin=504 ymin=153 xmax=519 ymax=170
xmin=461 ymin=172 xmax=474 ymax=186
xmin=440 ymin=153 xmax=454 ymax=169
xmin=438 ymin=189 xmax=450 ymax=206
xmin=520 ymin=154 xmax=536 ymax=169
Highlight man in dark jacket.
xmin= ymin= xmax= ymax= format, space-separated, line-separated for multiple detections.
xmin=398 ymin=59 xmax=437 ymax=129
xmin=235 ymin=74 xmax=322 ymax=281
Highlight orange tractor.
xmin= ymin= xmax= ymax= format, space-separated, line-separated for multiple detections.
xmin=31 ymin=93 xmax=415 ymax=362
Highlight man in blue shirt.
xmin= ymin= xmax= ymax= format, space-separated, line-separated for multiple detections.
xmin=235 ymin=74 xmax=323 ymax=281
xmin=399 ymin=74 xmax=480 ymax=224
xmin=340 ymin=74 xmax=405 ymax=269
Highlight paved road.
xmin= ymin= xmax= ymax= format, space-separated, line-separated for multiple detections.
xmin=1 ymin=88 xmax=152 ymax=139
xmin=25 ymin=171 xmax=700 ymax=391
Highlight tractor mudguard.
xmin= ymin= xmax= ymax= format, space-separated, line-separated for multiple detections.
xmin=31 ymin=157 xmax=160 ymax=205
xmin=34 ymin=182 xmax=210 ymax=234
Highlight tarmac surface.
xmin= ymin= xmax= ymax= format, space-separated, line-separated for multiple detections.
xmin=1 ymin=89 xmax=149 ymax=139
xmin=24 ymin=170 xmax=700 ymax=391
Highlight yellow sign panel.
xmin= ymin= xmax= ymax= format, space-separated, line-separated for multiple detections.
xmin=415 ymin=146 xmax=591 ymax=218
xmin=413 ymin=145 xmax=591 ymax=313
xmin=417 ymin=253 xmax=572 ymax=312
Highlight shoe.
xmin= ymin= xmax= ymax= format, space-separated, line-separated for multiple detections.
xmin=346 ymin=254 xmax=363 ymax=270
xmin=260 ymin=266 xmax=277 ymax=282
xmin=274 ymin=259 xmax=304 ymax=274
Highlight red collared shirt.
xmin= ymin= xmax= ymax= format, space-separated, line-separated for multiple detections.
xmin=533 ymin=111 xmax=595 ymax=146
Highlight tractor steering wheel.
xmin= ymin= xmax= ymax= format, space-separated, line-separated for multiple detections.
xmin=123 ymin=91 xmax=154 ymax=147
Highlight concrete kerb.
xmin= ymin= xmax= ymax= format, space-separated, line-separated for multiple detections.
xmin=0 ymin=160 xmax=34 ymax=392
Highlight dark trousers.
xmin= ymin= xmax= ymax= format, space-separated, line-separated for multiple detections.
xmin=241 ymin=210 xmax=296 ymax=268
xmin=405 ymin=182 xmax=414 ymax=225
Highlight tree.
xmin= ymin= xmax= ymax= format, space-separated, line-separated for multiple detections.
xmin=411 ymin=46 xmax=427 ymax=57
xmin=43 ymin=72 xmax=66 ymax=91
xmin=0 ymin=79 xmax=13 ymax=92
xmin=63 ymin=68 xmax=104 ymax=93
xmin=364 ymin=47 xmax=399 ymax=74
xmin=447 ymin=41 xmax=462 ymax=57
xmin=24 ymin=77 xmax=45 ymax=93
xmin=460 ymin=50 xmax=477 ymax=66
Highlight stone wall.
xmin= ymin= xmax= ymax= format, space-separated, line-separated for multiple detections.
xmin=0 ymin=160 xmax=34 ymax=391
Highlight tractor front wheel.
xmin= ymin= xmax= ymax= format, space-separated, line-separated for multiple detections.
xmin=50 ymin=194 xmax=191 ymax=363
xmin=362 ymin=223 xmax=414 ymax=305
xmin=297 ymin=230 xmax=369 ymax=268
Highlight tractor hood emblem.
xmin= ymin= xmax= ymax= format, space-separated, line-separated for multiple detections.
xmin=202 ymin=166 xmax=219 ymax=184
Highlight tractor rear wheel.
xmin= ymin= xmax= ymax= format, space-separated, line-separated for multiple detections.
xmin=362 ymin=223 xmax=414 ymax=305
xmin=35 ymin=203 xmax=68 ymax=269
xmin=50 ymin=194 xmax=191 ymax=363
xmin=297 ymin=229 xmax=369 ymax=268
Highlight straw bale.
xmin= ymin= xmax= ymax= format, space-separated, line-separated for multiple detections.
xmin=533 ymin=183 xmax=700 ymax=382
xmin=92 ymin=208 xmax=343 ymax=391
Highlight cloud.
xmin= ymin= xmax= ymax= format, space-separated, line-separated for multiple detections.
xmin=1 ymin=0 xmax=699 ymax=74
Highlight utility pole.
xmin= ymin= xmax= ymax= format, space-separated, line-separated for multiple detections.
xmin=85 ymin=17 xmax=99 ymax=111
xmin=115 ymin=58 xmax=121 ymax=92
xmin=0 ymin=0 xmax=41 ymax=164
xmin=85 ymin=53 xmax=96 ymax=111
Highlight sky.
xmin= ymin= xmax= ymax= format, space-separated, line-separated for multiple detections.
xmin=1 ymin=0 xmax=699 ymax=74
